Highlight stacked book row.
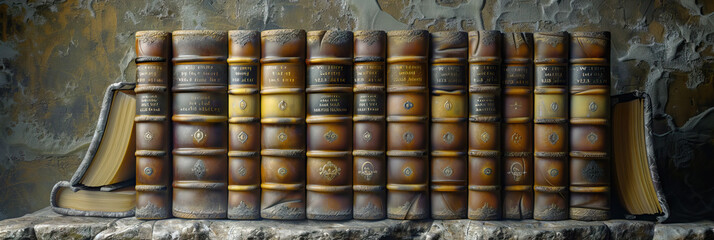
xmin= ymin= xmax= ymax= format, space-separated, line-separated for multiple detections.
xmin=54 ymin=29 xmax=616 ymax=221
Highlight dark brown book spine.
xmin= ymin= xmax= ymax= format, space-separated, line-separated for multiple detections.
xmin=227 ymin=30 xmax=261 ymax=219
xmin=306 ymin=30 xmax=354 ymax=220
xmin=569 ymin=32 xmax=610 ymax=221
xmin=260 ymin=29 xmax=307 ymax=220
xmin=386 ymin=30 xmax=429 ymax=220
xmin=533 ymin=32 xmax=569 ymax=220
xmin=502 ymin=32 xmax=534 ymax=219
xmin=352 ymin=30 xmax=387 ymax=220
xmin=171 ymin=30 xmax=228 ymax=219
xmin=467 ymin=30 xmax=502 ymax=220
xmin=429 ymin=31 xmax=468 ymax=219
xmin=135 ymin=31 xmax=172 ymax=219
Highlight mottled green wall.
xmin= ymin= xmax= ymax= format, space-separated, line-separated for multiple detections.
xmin=0 ymin=0 xmax=712 ymax=220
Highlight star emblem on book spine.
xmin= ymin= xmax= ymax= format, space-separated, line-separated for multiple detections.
xmin=511 ymin=101 xmax=521 ymax=110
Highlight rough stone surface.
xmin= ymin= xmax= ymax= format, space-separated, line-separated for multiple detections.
xmin=0 ymin=208 xmax=713 ymax=240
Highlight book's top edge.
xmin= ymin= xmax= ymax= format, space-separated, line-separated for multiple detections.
xmin=229 ymin=30 xmax=260 ymax=46
xmin=261 ymin=29 xmax=305 ymax=37
xmin=136 ymin=31 xmax=170 ymax=39
xmin=308 ymin=30 xmax=353 ymax=46
xmin=430 ymin=31 xmax=467 ymax=44
xmin=354 ymin=30 xmax=386 ymax=37
xmin=387 ymin=29 xmax=428 ymax=37
xmin=534 ymin=31 xmax=568 ymax=37
xmin=570 ymin=31 xmax=610 ymax=39
xmin=172 ymin=30 xmax=228 ymax=36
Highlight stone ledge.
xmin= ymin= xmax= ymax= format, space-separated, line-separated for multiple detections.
xmin=1 ymin=207 xmax=712 ymax=240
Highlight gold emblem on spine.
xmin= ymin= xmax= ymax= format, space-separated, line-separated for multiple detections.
xmin=444 ymin=100 xmax=453 ymax=110
xmin=403 ymin=132 xmax=414 ymax=143
xmin=277 ymin=167 xmax=288 ymax=176
xmin=358 ymin=161 xmax=376 ymax=181
xmin=237 ymin=166 xmax=247 ymax=176
xmin=548 ymin=132 xmax=559 ymax=145
xmin=589 ymin=101 xmax=598 ymax=112
xmin=403 ymin=167 xmax=413 ymax=176
xmin=511 ymin=132 xmax=522 ymax=144
xmin=549 ymin=168 xmax=559 ymax=177
xmin=239 ymin=99 xmax=247 ymax=110
xmin=319 ymin=161 xmax=341 ymax=181
xmin=481 ymin=132 xmax=490 ymax=143
xmin=587 ymin=132 xmax=598 ymax=144
xmin=511 ymin=101 xmax=521 ymax=110
xmin=278 ymin=132 xmax=288 ymax=142
xmin=443 ymin=132 xmax=454 ymax=144
xmin=238 ymin=131 xmax=248 ymax=143
xmin=278 ymin=100 xmax=287 ymax=111
xmin=192 ymin=160 xmax=206 ymax=179
xmin=324 ymin=130 xmax=338 ymax=143
xmin=483 ymin=167 xmax=493 ymax=175
xmin=193 ymin=129 xmax=206 ymax=144
xmin=363 ymin=131 xmax=372 ymax=142
xmin=507 ymin=160 xmax=526 ymax=181
xmin=404 ymin=101 xmax=414 ymax=110
xmin=144 ymin=131 xmax=154 ymax=142
xmin=144 ymin=167 xmax=153 ymax=176
xmin=550 ymin=102 xmax=559 ymax=112
xmin=443 ymin=166 xmax=453 ymax=177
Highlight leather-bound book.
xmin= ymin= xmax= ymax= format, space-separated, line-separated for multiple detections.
xmin=135 ymin=30 xmax=172 ymax=219
xmin=569 ymin=32 xmax=610 ymax=221
xmin=502 ymin=32 xmax=534 ymax=220
xmin=533 ymin=32 xmax=569 ymax=220
xmin=352 ymin=30 xmax=387 ymax=220
xmin=306 ymin=30 xmax=354 ymax=220
xmin=429 ymin=31 xmax=468 ymax=219
xmin=260 ymin=29 xmax=307 ymax=220
xmin=467 ymin=30 xmax=502 ymax=220
xmin=171 ymin=30 xmax=228 ymax=219
xmin=386 ymin=30 xmax=429 ymax=220
xmin=227 ymin=30 xmax=261 ymax=219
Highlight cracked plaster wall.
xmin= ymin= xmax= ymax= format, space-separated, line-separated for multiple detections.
xmin=0 ymin=0 xmax=711 ymax=220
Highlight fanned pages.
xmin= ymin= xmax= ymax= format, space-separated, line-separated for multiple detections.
xmin=227 ymin=30 xmax=261 ymax=219
xmin=352 ymin=30 xmax=387 ymax=220
xmin=51 ymin=82 xmax=137 ymax=217
xmin=171 ymin=30 xmax=229 ymax=219
xmin=429 ymin=31 xmax=468 ymax=219
xmin=134 ymin=30 xmax=172 ymax=219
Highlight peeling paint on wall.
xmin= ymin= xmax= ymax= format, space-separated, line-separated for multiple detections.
xmin=0 ymin=0 xmax=712 ymax=220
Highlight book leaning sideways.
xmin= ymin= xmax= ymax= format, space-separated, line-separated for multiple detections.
xmin=50 ymin=82 xmax=137 ymax=217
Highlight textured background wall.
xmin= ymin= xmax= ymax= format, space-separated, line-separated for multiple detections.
xmin=0 ymin=0 xmax=712 ymax=220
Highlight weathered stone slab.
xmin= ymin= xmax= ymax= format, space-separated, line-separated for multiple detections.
xmin=0 ymin=207 xmax=712 ymax=240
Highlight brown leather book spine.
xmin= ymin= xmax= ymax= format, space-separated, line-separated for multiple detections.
xmin=260 ymin=29 xmax=307 ymax=220
xmin=429 ymin=31 xmax=468 ymax=219
xmin=386 ymin=30 xmax=429 ymax=220
xmin=569 ymin=31 xmax=610 ymax=221
xmin=533 ymin=32 xmax=569 ymax=220
xmin=306 ymin=30 xmax=354 ymax=220
xmin=467 ymin=30 xmax=502 ymax=220
xmin=135 ymin=31 xmax=172 ymax=219
xmin=352 ymin=30 xmax=387 ymax=220
xmin=171 ymin=30 xmax=228 ymax=219
xmin=502 ymin=32 xmax=534 ymax=219
xmin=227 ymin=30 xmax=261 ymax=219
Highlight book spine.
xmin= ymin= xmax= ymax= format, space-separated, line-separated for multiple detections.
xmin=135 ymin=31 xmax=172 ymax=219
xmin=429 ymin=31 xmax=468 ymax=219
xmin=352 ymin=31 xmax=387 ymax=220
xmin=386 ymin=30 xmax=430 ymax=220
xmin=171 ymin=30 xmax=228 ymax=219
xmin=569 ymin=31 xmax=611 ymax=221
xmin=533 ymin=32 xmax=570 ymax=220
xmin=227 ymin=30 xmax=261 ymax=219
xmin=467 ymin=30 xmax=502 ymax=220
xmin=305 ymin=30 xmax=354 ymax=220
xmin=260 ymin=29 xmax=307 ymax=220
xmin=502 ymin=32 xmax=534 ymax=219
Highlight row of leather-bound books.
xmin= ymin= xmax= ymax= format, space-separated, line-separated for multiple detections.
xmin=133 ymin=29 xmax=610 ymax=221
